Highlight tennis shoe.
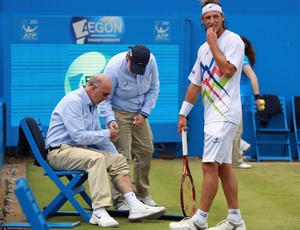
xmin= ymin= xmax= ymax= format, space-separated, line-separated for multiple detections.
xmin=136 ymin=194 xmax=157 ymax=206
xmin=240 ymin=139 xmax=251 ymax=154
xmin=234 ymin=163 xmax=252 ymax=169
xmin=128 ymin=202 xmax=166 ymax=222
xmin=89 ymin=209 xmax=119 ymax=227
xmin=208 ymin=218 xmax=246 ymax=230
xmin=169 ymin=217 xmax=208 ymax=230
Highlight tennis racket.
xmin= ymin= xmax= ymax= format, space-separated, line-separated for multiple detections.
xmin=180 ymin=129 xmax=196 ymax=217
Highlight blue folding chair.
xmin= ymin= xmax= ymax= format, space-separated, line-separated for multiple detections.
xmin=1 ymin=177 xmax=81 ymax=229
xmin=252 ymin=95 xmax=292 ymax=162
xmin=18 ymin=117 xmax=92 ymax=222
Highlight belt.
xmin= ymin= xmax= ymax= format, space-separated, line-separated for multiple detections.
xmin=49 ymin=146 xmax=60 ymax=151
xmin=48 ymin=145 xmax=85 ymax=151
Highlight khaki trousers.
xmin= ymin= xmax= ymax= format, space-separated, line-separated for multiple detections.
xmin=232 ymin=120 xmax=245 ymax=166
xmin=47 ymin=144 xmax=130 ymax=209
xmin=111 ymin=108 xmax=154 ymax=208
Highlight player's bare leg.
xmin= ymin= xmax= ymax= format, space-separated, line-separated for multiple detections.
xmin=199 ymin=162 xmax=219 ymax=212
xmin=219 ymin=163 xmax=239 ymax=209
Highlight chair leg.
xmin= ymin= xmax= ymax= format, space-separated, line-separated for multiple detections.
xmin=43 ymin=173 xmax=92 ymax=222
xmin=43 ymin=191 xmax=92 ymax=222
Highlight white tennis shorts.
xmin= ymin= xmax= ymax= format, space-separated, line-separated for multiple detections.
xmin=202 ymin=121 xmax=238 ymax=164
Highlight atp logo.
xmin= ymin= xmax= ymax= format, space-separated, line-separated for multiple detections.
xmin=21 ymin=19 xmax=39 ymax=40
xmin=154 ymin=20 xmax=170 ymax=41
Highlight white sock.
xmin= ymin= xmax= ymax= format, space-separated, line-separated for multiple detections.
xmin=192 ymin=208 xmax=208 ymax=226
xmin=228 ymin=209 xmax=242 ymax=223
xmin=123 ymin=192 xmax=140 ymax=209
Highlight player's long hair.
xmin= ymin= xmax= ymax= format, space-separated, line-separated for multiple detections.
xmin=240 ymin=35 xmax=256 ymax=67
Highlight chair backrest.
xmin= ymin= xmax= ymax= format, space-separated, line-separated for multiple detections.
xmin=20 ymin=118 xmax=54 ymax=173
xmin=14 ymin=177 xmax=50 ymax=230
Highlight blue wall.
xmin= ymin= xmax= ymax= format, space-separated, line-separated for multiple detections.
xmin=1 ymin=0 xmax=300 ymax=159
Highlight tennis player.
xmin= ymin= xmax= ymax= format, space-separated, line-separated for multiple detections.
xmin=170 ymin=0 xmax=246 ymax=229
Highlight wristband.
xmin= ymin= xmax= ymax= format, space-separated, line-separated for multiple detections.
xmin=179 ymin=101 xmax=194 ymax=117
xmin=254 ymin=94 xmax=260 ymax=100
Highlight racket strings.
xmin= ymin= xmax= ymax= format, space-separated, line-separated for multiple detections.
xmin=182 ymin=176 xmax=195 ymax=217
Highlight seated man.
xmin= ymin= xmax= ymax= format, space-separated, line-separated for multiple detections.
xmin=45 ymin=74 xmax=166 ymax=228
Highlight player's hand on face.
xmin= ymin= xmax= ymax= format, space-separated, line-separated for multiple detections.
xmin=178 ymin=115 xmax=188 ymax=135
xmin=206 ymin=27 xmax=217 ymax=46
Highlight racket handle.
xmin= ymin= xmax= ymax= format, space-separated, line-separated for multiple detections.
xmin=182 ymin=128 xmax=188 ymax=156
